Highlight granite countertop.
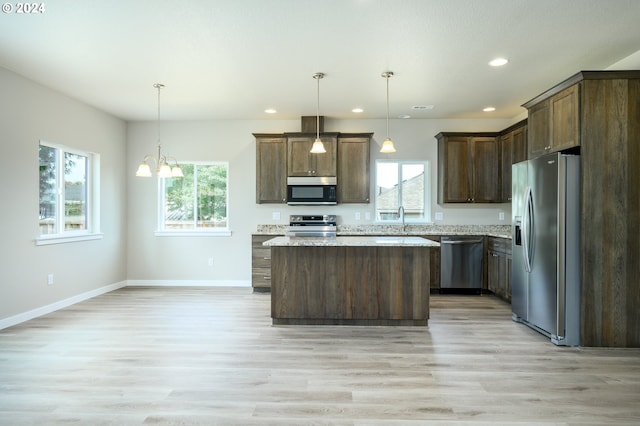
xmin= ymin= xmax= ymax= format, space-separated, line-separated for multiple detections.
xmin=263 ymin=236 xmax=440 ymax=247
xmin=256 ymin=224 xmax=512 ymax=239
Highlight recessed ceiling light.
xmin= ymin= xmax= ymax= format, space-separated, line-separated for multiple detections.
xmin=489 ymin=58 xmax=508 ymax=67
xmin=398 ymin=114 xmax=411 ymax=119
xmin=483 ymin=107 xmax=496 ymax=112
xmin=411 ymin=105 xmax=434 ymax=110
xmin=264 ymin=108 xmax=277 ymax=114
xmin=352 ymin=108 xmax=363 ymax=113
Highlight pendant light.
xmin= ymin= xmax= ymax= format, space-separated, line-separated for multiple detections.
xmin=380 ymin=71 xmax=397 ymax=153
xmin=135 ymin=83 xmax=183 ymax=178
xmin=309 ymin=72 xmax=326 ymax=154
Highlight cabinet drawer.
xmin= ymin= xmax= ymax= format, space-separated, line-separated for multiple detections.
xmin=252 ymin=240 xmax=272 ymax=250
xmin=252 ymin=267 xmax=272 ymax=286
xmin=488 ymin=237 xmax=512 ymax=255
xmin=487 ymin=237 xmax=506 ymax=252
xmin=252 ymin=251 xmax=272 ymax=269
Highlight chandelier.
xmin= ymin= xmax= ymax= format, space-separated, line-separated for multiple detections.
xmin=135 ymin=83 xmax=183 ymax=178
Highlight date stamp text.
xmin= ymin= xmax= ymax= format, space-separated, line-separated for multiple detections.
xmin=2 ymin=3 xmax=46 ymax=14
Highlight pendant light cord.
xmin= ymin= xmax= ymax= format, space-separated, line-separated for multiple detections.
xmin=386 ymin=75 xmax=389 ymax=139
xmin=382 ymin=71 xmax=393 ymax=140
xmin=313 ymin=73 xmax=324 ymax=140
xmin=154 ymin=83 xmax=164 ymax=148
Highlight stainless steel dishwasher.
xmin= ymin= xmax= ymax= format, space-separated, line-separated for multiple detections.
xmin=440 ymin=236 xmax=484 ymax=290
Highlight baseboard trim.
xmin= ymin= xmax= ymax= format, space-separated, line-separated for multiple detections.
xmin=126 ymin=280 xmax=251 ymax=287
xmin=0 ymin=281 xmax=127 ymax=330
xmin=0 ymin=280 xmax=251 ymax=330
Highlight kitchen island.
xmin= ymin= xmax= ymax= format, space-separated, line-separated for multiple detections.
xmin=263 ymin=236 xmax=440 ymax=326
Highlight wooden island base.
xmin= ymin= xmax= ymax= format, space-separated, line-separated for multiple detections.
xmin=270 ymin=244 xmax=433 ymax=326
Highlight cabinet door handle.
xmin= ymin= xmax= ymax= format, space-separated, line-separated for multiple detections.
xmin=263 ymin=257 xmax=271 ymax=260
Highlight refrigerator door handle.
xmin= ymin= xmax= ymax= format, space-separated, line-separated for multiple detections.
xmin=522 ymin=186 xmax=533 ymax=272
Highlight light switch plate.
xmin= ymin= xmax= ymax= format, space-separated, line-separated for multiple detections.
xmin=272 ymin=211 xmax=281 ymax=221
xmin=499 ymin=212 xmax=505 ymax=221
xmin=435 ymin=212 xmax=444 ymax=221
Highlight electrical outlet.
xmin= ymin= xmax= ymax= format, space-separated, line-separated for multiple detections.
xmin=435 ymin=212 xmax=444 ymax=221
xmin=499 ymin=212 xmax=505 ymax=221
xmin=355 ymin=212 xmax=361 ymax=220
xmin=208 ymin=257 xmax=214 ymax=267
xmin=47 ymin=274 xmax=54 ymax=285
xmin=365 ymin=212 xmax=371 ymax=221
xmin=272 ymin=211 xmax=281 ymax=221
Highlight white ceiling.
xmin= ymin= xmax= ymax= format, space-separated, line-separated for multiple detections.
xmin=1 ymin=0 xmax=639 ymax=122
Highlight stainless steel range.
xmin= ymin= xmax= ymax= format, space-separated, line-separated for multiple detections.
xmin=287 ymin=214 xmax=337 ymax=237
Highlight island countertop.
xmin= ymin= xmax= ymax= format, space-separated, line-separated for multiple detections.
xmin=263 ymin=236 xmax=440 ymax=247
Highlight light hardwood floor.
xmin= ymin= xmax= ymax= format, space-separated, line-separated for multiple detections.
xmin=1 ymin=287 xmax=639 ymax=425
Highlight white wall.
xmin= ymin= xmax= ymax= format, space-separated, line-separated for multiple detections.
xmin=126 ymin=115 xmax=517 ymax=285
xmin=0 ymin=67 xmax=128 ymax=325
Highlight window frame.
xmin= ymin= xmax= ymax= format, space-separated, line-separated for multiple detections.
xmin=155 ymin=160 xmax=231 ymax=237
xmin=36 ymin=140 xmax=102 ymax=246
xmin=374 ymin=159 xmax=431 ymax=224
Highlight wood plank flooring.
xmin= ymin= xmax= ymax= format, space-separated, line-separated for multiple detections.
xmin=1 ymin=287 xmax=639 ymax=425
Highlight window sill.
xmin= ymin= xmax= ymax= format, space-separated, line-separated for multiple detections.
xmin=35 ymin=233 xmax=104 ymax=246
xmin=154 ymin=230 xmax=232 ymax=237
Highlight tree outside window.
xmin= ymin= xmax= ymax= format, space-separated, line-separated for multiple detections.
xmin=160 ymin=162 xmax=228 ymax=231
xmin=39 ymin=142 xmax=91 ymax=236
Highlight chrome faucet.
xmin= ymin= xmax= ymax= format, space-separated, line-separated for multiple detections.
xmin=398 ymin=206 xmax=406 ymax=233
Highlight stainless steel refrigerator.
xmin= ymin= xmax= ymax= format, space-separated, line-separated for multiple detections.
xmin=511 ymin=151 xmax=580 ymax=346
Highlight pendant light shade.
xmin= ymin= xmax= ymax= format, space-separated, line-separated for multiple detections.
xmin=310 ymin=138 xmax=326 ymax=153
xmin=135 ymin=83 xmax=183 ymax=178
xmin=380 ymin=138 xmax=396 ymax=153
xmin=310 ymin=72 xmax=326 ymax=154
xmin=380 ymin=71 xmax=397 ymax=153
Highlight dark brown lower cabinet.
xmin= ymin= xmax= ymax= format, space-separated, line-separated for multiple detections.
xmin=251 ymin=234 xmax=277 ymax=292
xmin=423 ymin=236 xmax=441 ymax=290
xmin=487 ymin=237 xmax=511 ymax=302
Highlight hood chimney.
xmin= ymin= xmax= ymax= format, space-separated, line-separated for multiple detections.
xmin=301 ymin=116 xmax=324 ymax=133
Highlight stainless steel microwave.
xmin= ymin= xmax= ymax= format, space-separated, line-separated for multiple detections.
xmin=287 ymin=176 xmax=337 ymax=205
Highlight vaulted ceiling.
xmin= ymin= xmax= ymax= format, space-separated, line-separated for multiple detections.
xmin=1 ymin=0 xmax=639 ymax=121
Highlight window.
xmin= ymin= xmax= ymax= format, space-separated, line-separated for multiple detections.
xmin=158 ymin=162 xmax=230 ymax=236
xmin=375 ymin=160 xmax=430 ymax=223
xmin=38 ymin=141 xmax=101 ymax=245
